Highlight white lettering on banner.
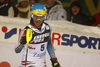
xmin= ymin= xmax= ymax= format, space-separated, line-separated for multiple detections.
xmin=32 ymin=33 xmax=49 ymax=43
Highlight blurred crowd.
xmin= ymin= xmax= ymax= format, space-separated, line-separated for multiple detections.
xmin=0 ymin=0 xmax=100 ymax=27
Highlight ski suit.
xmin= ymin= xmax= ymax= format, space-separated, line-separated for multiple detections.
xmin=15 ymin=22 xmax=56 ymax=67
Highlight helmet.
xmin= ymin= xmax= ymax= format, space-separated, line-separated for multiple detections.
xmin=30 ymin=3 xmax=47 ymax=21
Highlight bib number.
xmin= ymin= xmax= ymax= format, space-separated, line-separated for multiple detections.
xmin=41 ymin=44 xmax=45 ymax=51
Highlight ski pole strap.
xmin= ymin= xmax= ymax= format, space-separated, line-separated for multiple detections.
xmin=50 ymin=58 xmax=61 ymax=67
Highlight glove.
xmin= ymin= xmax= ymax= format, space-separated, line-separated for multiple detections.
xmin=20 ymin=30 xmax=27 ymax=44
xmin=50 ymin=58 xmax=61 ymax=67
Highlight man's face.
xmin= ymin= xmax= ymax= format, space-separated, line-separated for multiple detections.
xmin=72 ymin=6 xmax=80 ymax=15
xmin=45 ymin=0 xmax=55 ymax=7
xmin=33 ymin=20 xmax=43 ymax=28
xmin=33 ymin=15 xmax=45 ymax=28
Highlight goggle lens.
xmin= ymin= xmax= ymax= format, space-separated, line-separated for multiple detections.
xmin=31 ymin=14 xmax=45 ymax=21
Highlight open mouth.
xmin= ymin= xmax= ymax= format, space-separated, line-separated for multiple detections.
xmin=35 ymin=20 xmax=42 ymax=27
xmin=74 ymin=11 xmax=77 ymax=12
xmin=36 ymin=21 xmax=40 ymax=25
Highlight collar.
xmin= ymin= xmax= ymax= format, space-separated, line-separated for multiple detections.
xmin=27 ymin=23 xmax=46 ymax=33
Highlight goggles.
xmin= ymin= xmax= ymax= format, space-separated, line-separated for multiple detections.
xmin=31 ymin=14 xmax=45 ymax=21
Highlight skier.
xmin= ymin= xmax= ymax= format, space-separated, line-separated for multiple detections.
xmin=15 ymin=3 xmax=60 ymax=67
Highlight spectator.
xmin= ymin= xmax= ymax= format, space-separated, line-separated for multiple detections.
xmin=92 ymin=8 xmax=100 ymax=27
xmin=0 ymin=0 xmax=14 ymax=17
xmin=29 ymin=0 xmax=37 ymax=6
xmin=44 ymin=0 xmax=67 ymax=20
xmin=16 ymin=0 xmax=30 ymax=19
xmin=67 ymin=1 xmax=96 ymax=26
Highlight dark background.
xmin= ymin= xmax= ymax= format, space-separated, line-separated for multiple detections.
xmin=12 ymin=0 xmax=100 ymax=16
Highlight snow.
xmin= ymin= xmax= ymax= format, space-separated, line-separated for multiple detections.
xmin=0 ymin=16 xmax=100 ymax=67
xmin=0 ymin=42 xmax=100 ymax=67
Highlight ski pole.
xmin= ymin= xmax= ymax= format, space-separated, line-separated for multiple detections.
xmin=25 ymin=28 xmax=32 ymax=67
